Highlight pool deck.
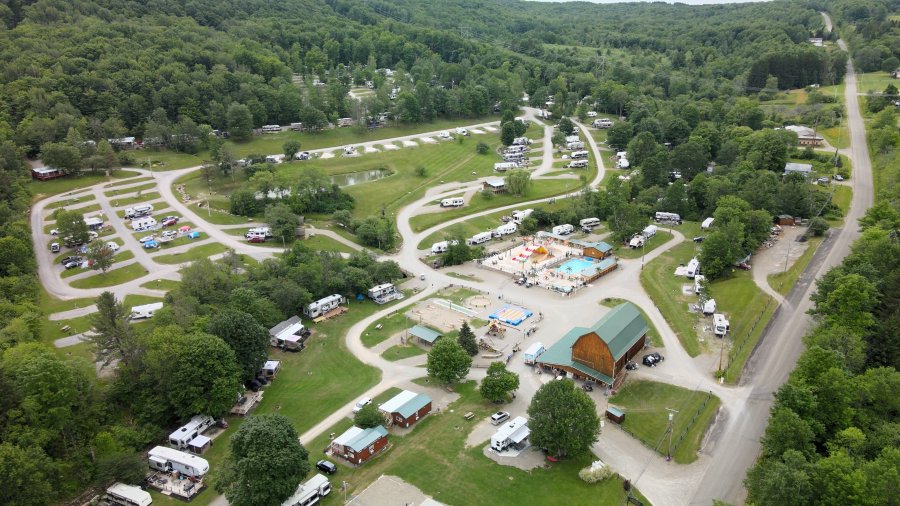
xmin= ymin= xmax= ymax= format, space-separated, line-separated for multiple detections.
xmin=480 ymin=237 xmax=593 ymax=293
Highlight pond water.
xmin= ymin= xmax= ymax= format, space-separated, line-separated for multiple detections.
xmin=328 ymin=168 xmax=391 ymax=187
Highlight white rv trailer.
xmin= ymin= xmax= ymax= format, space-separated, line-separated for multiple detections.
xmin=565 ymin=135 xmax=580 ymax=143
xmin=523 ymin=342 xmax=545 ymax=365
xmin=494 ymin=162 xmax=518 ymax=172
xmin=552 ymin=224 xmax=574 ymax=235
xmin=124 ymin=204 xmax=154 ymax=219
xmin=629 ymin=235 xmax=645 ymax=248
xmin=430 ymin=240 xmax=459 ymax=254
xmin=702 ymin=298 xmax=717 ymax=315
xmin=131 ymin=216 xmax=157 ymax=231
xmin=642 ymin=225 xmax=658 ymax=238
xmin=304 ymin=294 xmax=346 ymax=319
xmin=105 ymin=483 xmax=152 ymax=506
xmin=713 ymin=314 xmax=730 ymax=337
xmin=148 ymin=446 xmax=209 ymax=478
xmin=281 ymin=473 xmax=332 ymax=506
xmin=504 ymin=144 xmax=528 ymax=154
xmin=440 ymin=197 xmax=465 ymax=207
xmin=168 ymin=415 xmax=215 ymax=450
xmin=493 ymin=223 xmax=518 ymax=237
xmin=579 ymin=217 xmax=601 ymax=230
xmin=512 ymin=209 xmax=533 ymax=224
xmin=512 ymin=137 xmax=532 ymax=145
xmin=130 ymin=302 xmax=163 ymax=320
xmin=566 ymin=141 xmax=585 ymax=150
xmin=367 ymin=283 xmax=404 ymax=304
xmin=466 ymin=231 xmax=493 ymax=245
xmin=685 ymin=257 xmax=700 ymax=279
xmin=655 ymin=211 xmax=682 ymax=223
xmin=570 ymin=150 xmax=589 ymax=159
xmin=568 ymin=159 xmax=589 ymax=169
xmin=701 ymin=217 xmax=715 ymax=230
xmin=262 ymin=125 xmax=281 ymax=133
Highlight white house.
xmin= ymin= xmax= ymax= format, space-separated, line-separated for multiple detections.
xmin=491 ymin=416 xmax=530 ymax=452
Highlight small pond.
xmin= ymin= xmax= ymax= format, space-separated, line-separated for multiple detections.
xmin=328 ymin=168 xmax=391 ymax=187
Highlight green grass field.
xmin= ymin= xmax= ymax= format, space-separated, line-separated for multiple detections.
xmin=28 ymin=170 xmax=139 ymax=202
xmin=138 ymin=149 xmax=205 ymax=171
xmin=104 ymin=176 xmax=153 ymax=188
xmin=639 ymin=241 xmax=702 ymax=356
xmin=820 ymin=124 xmax=850 ymax=149
xmin=768 ymin=236 xmax=824 ymax=296
xmin=104 ymin=182 xmax=157 ymax=197
xmin=45 ymin=194 xmax=96 ymax=209
xmin=362 ymin=311 xmax=412 ymax=348
xmin=381 ymin=344 xmax=426 ymax=361
xmin=301 ymin=381 xmax=644 ymax=505
xmin=153 ymin=242 xmax=228 ymax=264
xmin=139 ymin=279 xmax=181 ymax=291
xmin=300 ymin=235 xmax=358 ymax=255
xmin=38 ymin=286 xmax=96 ymax=316
xmin=856 ymin=71 xmax=898 ymax=94
xmin=610 ymin=380 xmax=720 ymax=464
xmin=711 ymin=271 xmax=777 ymax=383
xmin=69 ymin=262 xmax=148 ymax=289
xmin=111 ymin=192 xmax=161 ymax=207
xmin=613 ymin=231 xmax=673 ymax=260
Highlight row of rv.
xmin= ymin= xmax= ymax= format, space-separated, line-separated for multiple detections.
xmin=437 ymin=215 xmax=603 ymax=251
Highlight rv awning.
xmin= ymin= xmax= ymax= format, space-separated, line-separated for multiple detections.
xmin=149 ymin=455 xmax=167 ymax=465
xmin=282 ymin=334 xmax=302 ymax=343
xmin=189 ymin=435 xmax=211 ymax=447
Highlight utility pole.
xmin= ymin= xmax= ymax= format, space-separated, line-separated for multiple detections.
xmin=665 ymin=408 xmax=679 ymax=461
xmin=783 ymin=239 xmax=792 ymax=274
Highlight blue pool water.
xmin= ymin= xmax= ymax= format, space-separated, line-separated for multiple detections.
xmin=556 ymin=257 xmax=596 ymax=275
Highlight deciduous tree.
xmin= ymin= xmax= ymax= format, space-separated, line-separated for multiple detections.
xmin=90 ymin=291 xmax=135 ymax=367
xmin=265 ymin=203 xmax=300 ymax=242
xmin=54 ymin=209 xmax=89 ymax=246
xmin=505 ymin=169 xmax=531 ymax=196
xmin=527 ymin=380 xmax=600 ymax=458
xmin=227 ymin=103 xmax=254 ymax=141
xmin=426 ymin=338 xmax=472 ymax=384
xmin=354 ymin=404 xmax=385 ymax=429
xmin=206 ymin=309 xmax=270 ymax=381
xmin=479 ymin=361 xmax=519 ymax=403
xmin=86 ymin=239 xmax=114 ymax=273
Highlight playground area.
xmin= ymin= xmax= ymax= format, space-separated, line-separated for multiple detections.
xmin=404 ymin=298 xmax=478 ymax=333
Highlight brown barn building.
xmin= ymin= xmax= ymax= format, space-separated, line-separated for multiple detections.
xmin=378 ymin=390 xmax=432 ymax=428
xmin=536 ymin=232 xmax=614 ymax=260
xmin=330 ymin=425 xmax=389 ymax=465
xmin=535 ymin=302 xmax=649 ymax=387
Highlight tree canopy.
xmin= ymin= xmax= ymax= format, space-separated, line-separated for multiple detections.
xmin=527 ymin=380 xmax=600 ymax=458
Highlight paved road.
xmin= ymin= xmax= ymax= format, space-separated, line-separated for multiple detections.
xmin=691 ymin=25 xmax=874 ymax=505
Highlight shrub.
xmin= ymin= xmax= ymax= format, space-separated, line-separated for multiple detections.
xmin=578 ymin=463 xmax=613 ymax=483
xmin=476 ymin=142 xmax=490 ymax=154
xmin=809 ymin=216 xmax=829 ymax=236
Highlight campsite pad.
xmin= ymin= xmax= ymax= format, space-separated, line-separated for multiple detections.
xmin=488 ymin=305 xmax=533 ymax=326
xmin=364 ymin=146 xmax=380 ymax=153
xmin=483 ymin=126 xmax=498 ymax=132
xmin=469 ymin=128 xmax=486 ymax=134
xmin=382 ymin=143 xmax=400 ymax=150
xmin=681 ymin=285 xmax=694 ymax=296
xmin=674 ymin=266 xmax=689 ymax=277
xmin=420 ymin=136 xmax=437 ymax=143
xmin=319 ymin=151 xmax=335 ymax=159
xmin=402 ymin=140 xmax=418 ymax=147
xmin=405 ymin=298 xmax=474 ymax=333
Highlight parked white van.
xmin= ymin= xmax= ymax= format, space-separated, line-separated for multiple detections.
xmin=552 ymin=224 xmax=574 ymax=235
xmin=440 ymin=197 xmax=464 ymax=208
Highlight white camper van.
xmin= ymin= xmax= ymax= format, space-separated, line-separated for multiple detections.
xmin=130 ymin=302 xmax=163 ymax=320
xmin=466 ymin=231 xmax=493 ymax=245
xmin=304 ymin=294 xmax=346 ymax=319
xmin=440 ymin=197 xmax=465 ymax=208
xmin=713 ymin=313 xmax=730 ymax=337
xmin=493 ymin=223 xmax=518 ymax=237
xmin=580 ymin=218 xmax=601 ymax=231
xmin=568 ymin=159 xmax=589 ymax=169
xmin=686 ymin=257 xmax=700 ymax=279
xmin=148 ymin=446 xmax=209 ymax=478
xmin=702 ymin=298 xmax=717 ymax=315
xmin=642 ymin=225 xmax=658 ymax=238
xmin=512 ymin=209 xmax=533 ymax=224
xmin=431 ymin=240 xmax=459 ymax=254
xmin=168 ymin=415 xmax=215 ymax=450
xmin=552 ymin=224 xmax=574 ymax=235
xmin=570 ymin=150 xmax=589 ymax=159
xmin=523 ymin=342 xmax=545 ymax=365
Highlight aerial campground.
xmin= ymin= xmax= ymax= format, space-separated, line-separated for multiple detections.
xmin=2 ymin=0 xmax=899 ymax=505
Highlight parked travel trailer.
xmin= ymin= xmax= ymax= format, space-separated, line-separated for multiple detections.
xmin=148 ymin=446 xmax=209 ymax=478
xmin=494 ymin=162 xmax=518 ymax=172
xmin=505 ymin=145 xmax=527 ymax=154
xmin=629 ymin=235 xmax=645 ymax=248
xmin=713 ymin=313 xmax=730 ymax=337
xmin=290 ymin=122 xmax=304 ymax=131
xmin=304 ymin=294 xmax=347 ymax=319
xmin=568 ymin=159 xmax=589 ymax=169
xmin=262 ymin=125 xmax=281 ymax=133
xmin=491 ymin=416 xmax=530 ymax=452
xmin=84 ymin=216 xmax=104 ymax=230
xmin=265 ymin=155 xmax=281 ymax=164
xmin=367 ymin=283 xmax=404 ymax=304
xmin=642 ymin=225 xmax=658 ymax=238
xmin=338 ymin=118 xmax=354 ymax=128
xmin=281 ymin=473 xmax=332 ymax=506
xmin=616 ymin=158 xmax=630 ymax=169
xmin=466 ymin=231 xmax=493 ymax=245
xmin=106 ymin=483 xmax=152 ymax=506
xmin=565 ymin=135 xmax=580 ymax=144
xmin=655 ymin=211 xmax=682 ymax=223
xmin=702 ymin=298 xmax=717 ymax=315
xmin=246 ymin=227 xmax=273 ymax=239
xmin=493 ymin=223 xmax=518 ymax=237
xmin=455 ymin=127 xmax=469 ymax=136
xmin=512 ymin=137 xmax=532 ymax=146
xmin=701 ymin=217 xmax=715 ymax=230
xmin=124 ymin=204 xmax=154 ymax=219
xmin=580 ymin=218 xmax=601 ymax=231
xmin=168 ymin=415 xmax=215 ymax=450
xmin=502 ymin=152 xmax=526 ymax=162
xmin=693 ymin=274 xmax=706 ymax=294
xmin=440 ymin=197 xmax=465 ymax=208
xmin=552 ymin=224 xmax=574 ymax=235
xmin=438 ymin=131 xmax=452 ymax=140
xmin=430 ymin=240 xmax=458 ymax=254
xmin=131 ymin=217 xmax=157 ymax=231
xmin=566 ymin=141 xmax=585 ymax=150
xmin=686 ymin=257 xmax=700 ymax=279
xmin=570 ymin=150 xmax=589 ymax=159
xmin=523 ymin=342 xmax=545 ymax=365
xmin=304 ymin=474 xmax=332 ymax=497
xmin=512 ymin=209 xmax=533 ymax=224
xmin=130 ymin=302 xmax=163 ymax=320
xmin=593 ymin=118 xmax=613 ymax=128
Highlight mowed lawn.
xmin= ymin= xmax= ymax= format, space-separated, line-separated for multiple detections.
xmin=609 ymin=380 xmax=721 ymax=464
xmin=711 ymin=271 xmax=776 ymax=384
xmin=614 ymin=231 xmax=674 ymax=260
xmin=28 ymin=170 xmax=139 ymax=201
xmin=305 ymin=381 xmax=644 ymax=505
xmin=69 ymin=262 xmax=148 ymax=289
xmin=639 ymin=241 xmax=702 ymax=356
xmin=153 ymin=242 xmax=228 ymax=265
xmin=362 ymin=311 xmax=411 ymax=347
xmin=381 ymin=344 xmax=426 ymax=361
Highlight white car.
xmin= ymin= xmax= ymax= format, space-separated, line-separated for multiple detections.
xmin=162 ymin=230 xmax=177 ymax=239
xmin=88 ymin=231 xmax=99 ymax=240
xmin=50 ymin=228 xmax=59 ymax=236
xmin=139 ymin=234 xmax=156 ymax=243
xmin=105 ymin=241 xmax=120 ymax=252
xmin=352 ymin=397 xmax=372 ymax=413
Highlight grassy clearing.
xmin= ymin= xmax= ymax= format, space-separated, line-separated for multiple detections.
xmin=711 ymin=271 xmax=777 ymax=384
xmin=139 ymin=279 xmax=181 ymax=291
xmin=111 ymin=192 xmax=161 ymax=207
xmin=856 ymin=71 xmax=897 ymax=93
xmin=104 ymin=176 xmax=153 ymax=188
xmin=446 ymin=272 xmax=482 ymax=282
xmin=46 ymin=194 xmax=96 ymax=209
xmin=153 ymin=242 xmax=228 ymax=264
xmin=121 ymin=294 xmax=164 ymax=308
xmin=362 ymin=311 xmax=412 ymax=348
xmin=639 ymin=241 xmax=702 ymax=356
xmin=830 ymin=185 xmax=852 ymax=224
xmin=613 ymin=231 xmax=673 ymax=260
xmin=598 ymin=298 xmax=663 ymax=348
xmin=69 ymin=262 xmax=148 ymax=289
xmin=303 ymin=381 xmax=643 ymax=505
xmin=610 ymin=380 xmax=720 ymax=464
xmin=139 ymin=149 xmax=205 ymax=171
xmin=820 ymin=124 xmax=850 ymax=149
xmin=302 ymin=235 xmax=357 ymax=255
xmin=104 ymin=182 xmax=157 ymax=197
xmin=28 ymin=170 xmax=139 ymax=201
xmin=41 ymin=313 xmax=93 ymax=347
xmin=768 ymin=236 xmax=824 ymax=296
xmin=38 ymin=286 xmax=96 ymax=316
xmin=381 ymin=344 xmax=426 ymax=361
xmin=60 ymin=250 xmax=135 ymax=278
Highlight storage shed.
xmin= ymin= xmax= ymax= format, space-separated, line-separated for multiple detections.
xmin=535 ymin=303 xmax=649 ymax=387
xmin=605 ymin=406 xmax=625 ymax=424
xmin=379 ymin=390 xmax=432 ymax=428
xmin=330 ymin=425 xmax=389 ymax=465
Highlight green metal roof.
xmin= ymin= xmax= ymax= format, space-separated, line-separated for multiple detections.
xmin=409 ymin=325 xmax=442 ymax=344
xmin=347 ymin=425 xmax=388 ymax=452
xmin=396 ymin=393 xmax=431 ymax=418
xmin=606 ymin=406 xmax=624 ymax=418
xmin=535 ymin=303 xmax=648 ymax=381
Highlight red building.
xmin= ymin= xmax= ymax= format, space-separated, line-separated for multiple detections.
xmin=31 ymin=167 xmax=65 ymax=181
xmin=330 ymin=425 xmax=389 ymax=465
xmin=378 ymin=390 xmax=432 ymax=428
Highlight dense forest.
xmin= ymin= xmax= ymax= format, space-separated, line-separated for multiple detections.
xmin=0 ymin=0 xmax=897 ymax=503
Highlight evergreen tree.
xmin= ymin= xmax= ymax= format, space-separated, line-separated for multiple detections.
xmin=457 ymin=321 xmax=478 ymax=356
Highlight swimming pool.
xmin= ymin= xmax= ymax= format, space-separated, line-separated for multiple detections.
xmin=555 ymin=257 xmax=596 ymax=276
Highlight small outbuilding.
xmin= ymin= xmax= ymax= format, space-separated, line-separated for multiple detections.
xmin=409 ymin=325 xmax=442 ymax=345
xmin=269 ymin=316 xmax=310 ymax=351
xmin=260 ymin=360 xmax=281 ymax=379
xmin=379 ymin=390 xmax=432 ymax=428
xmin=605 ymin=406 xmax=625 ymax=424
xmin=331 ymin=425 xmax=389 ymax=465
xmin=31 ymin=167 xmax=65 ymax=181
xmin=784 ymin=162 xmax=813 ymax=177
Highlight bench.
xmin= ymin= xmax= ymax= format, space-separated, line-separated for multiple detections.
xmin=463 ymin=412 xmax=475 ymax=421
xmin=60 ymin=325 xmax=71 ymax=333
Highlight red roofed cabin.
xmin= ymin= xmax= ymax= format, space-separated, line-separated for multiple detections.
xmin=330 ymin=426 xmax=389 ymax=465
xmin=31 ymin=167 xmax=65 ymax=181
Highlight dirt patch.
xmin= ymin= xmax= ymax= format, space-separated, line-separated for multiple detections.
xmin=468 ymin=295 xmax=491 ymax=308
xmin=404 ymin=298 xmax=471 ymax=333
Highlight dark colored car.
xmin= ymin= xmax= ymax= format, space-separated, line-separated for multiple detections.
xmin=625 ymin=361 xmax=638 ymax=371
xmin=693 ymin=236 xmax=705 ymax=243
xmin=248 ymin=235 xmax=266 ymax=243
xmin=316 ymin=460 xmax=337 ymax=474
xmin=60 ymin=255 xmax=82 ymax=265
xmin=642 ymin=352 xmax=664 ymax=367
